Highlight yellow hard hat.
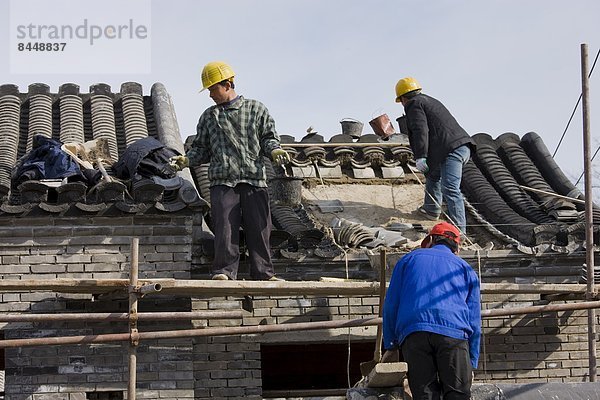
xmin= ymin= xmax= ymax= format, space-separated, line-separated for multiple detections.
xmin=200 ymin=61 xmax=235 ymax=91
xmin=395 ymin=77 xmax=422 ymax=102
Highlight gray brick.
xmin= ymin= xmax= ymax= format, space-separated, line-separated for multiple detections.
xmin=157 ymin=389 xmax=194 ymax=398
xmin=209 ymin=300 xmax=242 ymax=310
xmin=157 ymin=371 xmax=193 ymax=380
xmin=31 ymin=264 xmax=67 ymax=273
xmin=20 ymin=255 xmax=56 ymax=264
xmin=228 ymin=378 xmax=262 ymax=387
xmin=67 ymin=264 xmax=85 ymax=272
xmin=142 ymin=252 xmax=173 ymax=262
xmin=56 ymin=254 xmax=92 ymax=263
xmin=2 ymin=255 xmax=20 ymax=263
xmin=278 ymin=299 xmax=312 ymax=307
xmin=84 ymin=263 xmax=119 ymax=272
xmin=92 ymin=254 xmax=127 ymax=263
xmin=210 ymin=370 xmax=244 ymax=379
xmin=0 ymin=264 xmax=31 ymax=274
xmin=210 ymin=387 xmax=245 ymax=397
xmin=208 ymin=352 xmax=244 ymax=362
xmin=149 ymin=380 xmax=177 ymax=389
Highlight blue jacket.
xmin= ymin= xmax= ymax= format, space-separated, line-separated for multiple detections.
xmin=383 ymin=244 xmax=481 ymax=368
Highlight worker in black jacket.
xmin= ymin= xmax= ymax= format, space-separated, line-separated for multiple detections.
xmin=395 ymin=77 xmax=474 ymax=234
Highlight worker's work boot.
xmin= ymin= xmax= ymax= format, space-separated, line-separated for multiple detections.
xmin=211 ymin=273 xmax=230 ymax=280
xmin=417 ymin=206 xmax=439 ymax=221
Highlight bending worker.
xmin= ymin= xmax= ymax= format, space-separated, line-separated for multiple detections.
xmin=395 ymin=77 xmax=474 ymax=234
xmin=172 ymin=61 xmax=289 ymax=281
xmin=383 ymin=222 xmax=481 ymax=400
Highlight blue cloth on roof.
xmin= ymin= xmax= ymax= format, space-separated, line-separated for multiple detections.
xmin=12 ymin=135 xmax=83 ymax=187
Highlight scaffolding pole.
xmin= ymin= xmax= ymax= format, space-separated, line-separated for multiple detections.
xmin=128 ymin=238 xmax=139 ymax=400
xmin=582 ymin=43 xmax=597 ymax=382
xmin=0 ymin=310 xmax=243 ymax=322
xmin=3 ymin=300 xmax=600 ymax=349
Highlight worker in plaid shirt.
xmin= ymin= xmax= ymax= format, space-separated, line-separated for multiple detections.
xmin=173 ymin=61 xmax=289 ymax=281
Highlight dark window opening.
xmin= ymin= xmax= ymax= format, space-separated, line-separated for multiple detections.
xmin=86 ymin=391 xmax=124 ymax=400
xmin=261 ymin=342 xmax=374 ymax=392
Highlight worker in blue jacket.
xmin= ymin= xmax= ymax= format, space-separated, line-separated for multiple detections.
xmin=383 ymin=221 xmax=481 ymax=400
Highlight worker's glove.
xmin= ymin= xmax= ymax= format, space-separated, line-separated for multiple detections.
xmin=415 ymin=158 xmax=429 ymax=173
xmin=271 ymin=148 xmax=291 ymax=165
xmin=169 ymin=155 xmax=189 ymax=171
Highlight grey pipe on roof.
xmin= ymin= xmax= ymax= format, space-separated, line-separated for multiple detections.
xmin=151 ymin=82 xmax=206 ymax=208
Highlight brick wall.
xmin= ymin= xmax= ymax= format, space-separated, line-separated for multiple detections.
xmin=187 ymin=251 xmax=596 ymax=398
xmin=2 ymin=213 xmax=596 ymax=399
xmin=0 ymin=214 xmax=195 ymax=400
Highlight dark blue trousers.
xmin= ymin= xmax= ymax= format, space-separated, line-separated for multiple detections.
xmin=210 ymin=184 xmax=274 ymax=280
xmin=402 ymin=331 xmax=472 ymax=400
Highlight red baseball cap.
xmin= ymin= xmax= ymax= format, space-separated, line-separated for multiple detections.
xmin=421 ymin=221 xmax=461 ymax=248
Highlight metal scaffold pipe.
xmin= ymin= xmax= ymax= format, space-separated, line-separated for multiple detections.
xmin=0 ymin=316 xmax=382 ymax=349
xmin=4 ymin=299 xmax=600 ymax=349
xmin=581 ymin=42 xmax=597 ymax=382
xmin=128 ymin=238 xmax=139 ymax=400
xmin=0 ymin=311 xmax=243 ymax=323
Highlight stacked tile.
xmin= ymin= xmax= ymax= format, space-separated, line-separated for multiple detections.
xmin=58 ymin=83 xmax=85 ymax=144
xmin=120 ymin=82 xmax=148 ymax=147
xmin=90 ymin=83 xmax=119 ymax=161
xmin=26 ymin=83 xmax=53 ymax=152
xmin=0 ymin=85 xmax=21 ymax=197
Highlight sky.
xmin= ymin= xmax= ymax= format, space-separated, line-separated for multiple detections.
xmin=1 ymin=0 xmax=599 ymax=190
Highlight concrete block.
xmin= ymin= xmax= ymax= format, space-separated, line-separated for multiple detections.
xmin=352 ymin=168 xmax=375 ymax=179
xmin=381 ymin=166 xmax=405 ymax=179
xmin=291 ymin=166 xmax=316 ymax=178
xmin=316 ymin=165 xmax=343 ymax=178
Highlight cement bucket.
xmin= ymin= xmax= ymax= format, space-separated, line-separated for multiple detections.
xmin=396 ymin=115 xmax=408 ymax=135
xmin=340 ymin=118 xmax=364 ymax=139
xmin=369 ymin=113 xmax=395 ymax=139
xmin=270 ymin=177 xmax=303 ymax=206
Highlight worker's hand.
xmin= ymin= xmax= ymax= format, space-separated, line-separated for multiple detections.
xmin=170 ymin=155 xmax=189 ymax=171
xmin=415 ymin=158 xmax=429 ymax=173
xmin=271 ymin=148 xmax=291 ymax=165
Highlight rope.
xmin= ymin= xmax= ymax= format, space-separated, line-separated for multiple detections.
xmin=552 ymin=47 xmax=600 ymax=158
xmin=408 ymin=166 xmax=475 ymax=246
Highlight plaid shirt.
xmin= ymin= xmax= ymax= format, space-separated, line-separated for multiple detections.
xmin=187 ymin=96 xmax=282 ymax=188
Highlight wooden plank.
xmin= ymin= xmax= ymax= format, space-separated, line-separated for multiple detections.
xmin=0 ymin=279 xmax=588 ymax=296
xmin=366 ymin=362 xmax=407 ymax=388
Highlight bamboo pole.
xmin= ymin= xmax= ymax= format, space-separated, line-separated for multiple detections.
xmin=3 ymin=299 xmax=600 ymax=350
xmin=128 ymin=238 xmax=139 ymax=400
xmin=581 ymin=42 xmax=597 ymax=382
xmin=0 ymin=311 xmax=243 ymax=323
xmin=0 ymin=316 xmax=382 ymax=349
xmin=518 ymin=184 xmax=585 ymax=204
xmin=0 ymin=279 xmax=590 ymax=296
xmin=482 ymin=300 xmax=600 ymax=317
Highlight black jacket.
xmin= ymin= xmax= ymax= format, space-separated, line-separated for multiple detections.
xmin=404 ymin=93 xmax=474 ymax=169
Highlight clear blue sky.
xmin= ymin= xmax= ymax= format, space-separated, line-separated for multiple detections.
xmin=1 ymin=0 xmax=599 ymax=188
